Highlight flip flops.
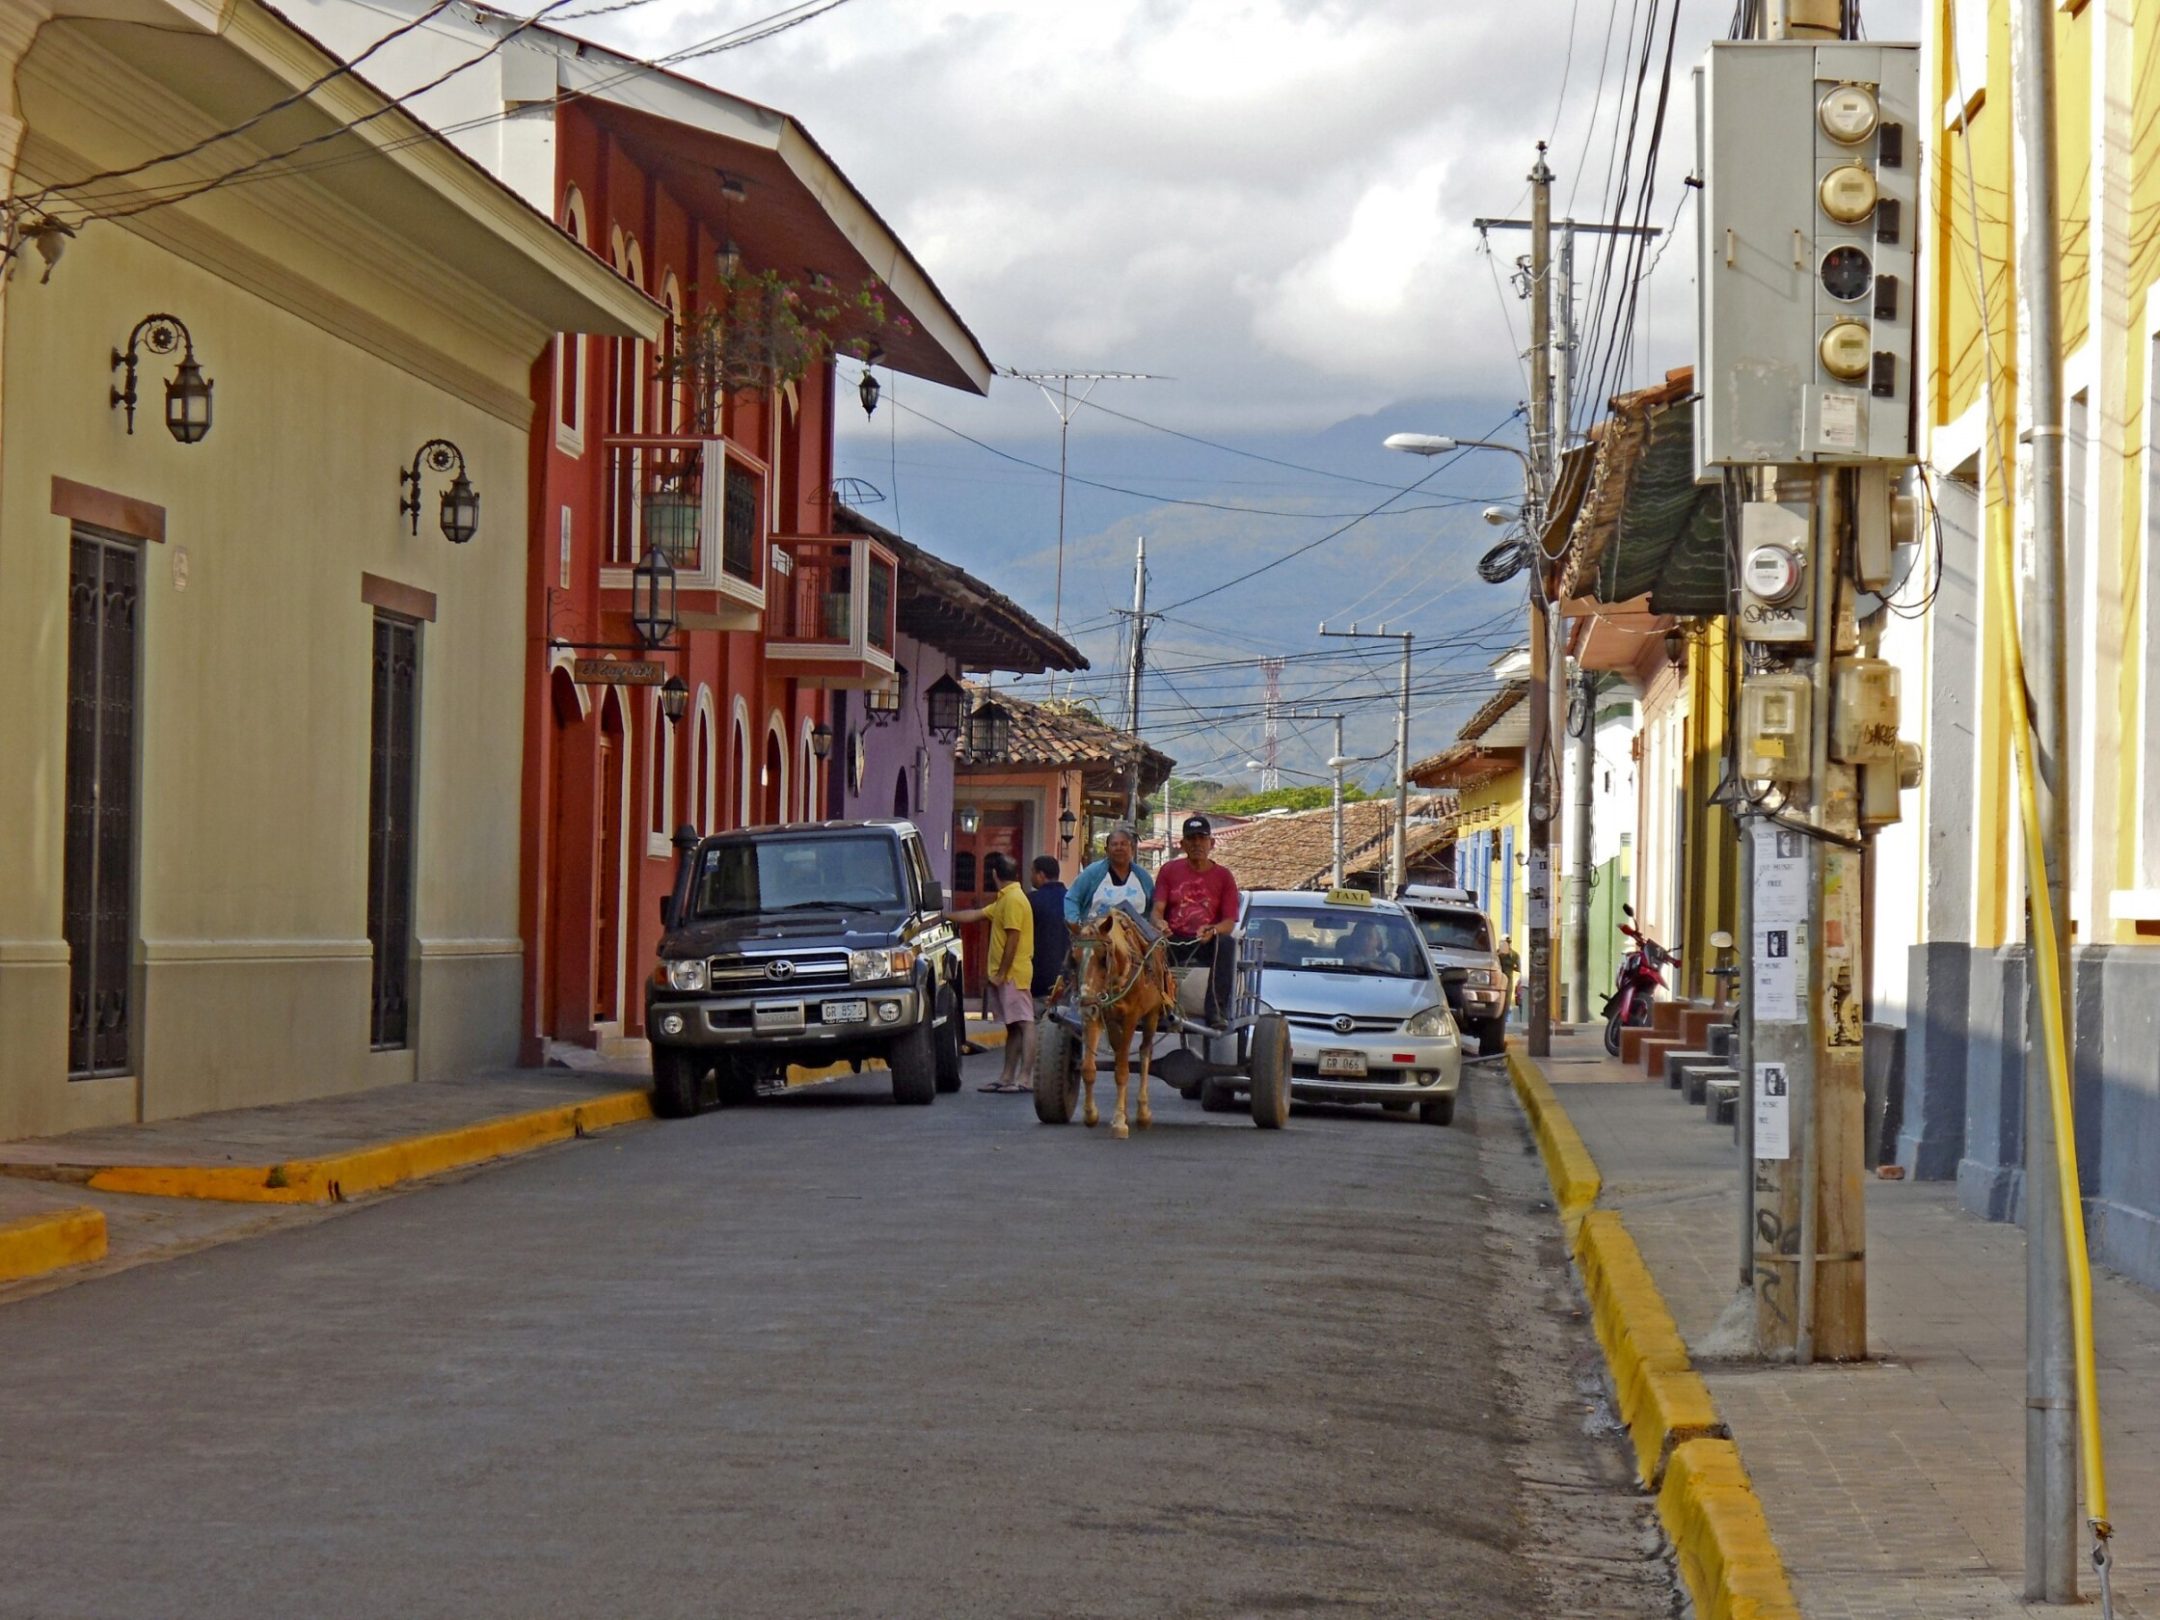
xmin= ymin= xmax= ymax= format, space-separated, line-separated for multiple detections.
xmin=978 ymin=1079 xmax=1033 ymax=1094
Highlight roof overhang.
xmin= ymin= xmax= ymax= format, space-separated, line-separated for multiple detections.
xmin=839 ymin=506 xmax=1082 ymax=674
xmin=1563 ymin=593 xmax=1674 ymax=675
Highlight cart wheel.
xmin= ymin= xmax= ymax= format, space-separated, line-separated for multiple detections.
xmin=1248 ymin=1013 xmax=1290 ymax=1129
xmin=1035 ymin=1017 xmax=1080 ymax=1124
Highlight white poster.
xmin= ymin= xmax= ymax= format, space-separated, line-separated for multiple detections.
xmin=1750 ymin=822 xmax=1807 ymax=1022
xmin=1754 ymin=1062 xmax=1792 ymax=1160
xmin=1527 ymin=848 xmax=1551 ymax=930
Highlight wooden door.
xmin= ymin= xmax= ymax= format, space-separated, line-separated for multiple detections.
xmin=956 ymin=809 xmax=1025 ymax=997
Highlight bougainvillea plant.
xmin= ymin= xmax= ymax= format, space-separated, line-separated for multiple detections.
xmin=663 ymin=266 xmax=912 ymax=432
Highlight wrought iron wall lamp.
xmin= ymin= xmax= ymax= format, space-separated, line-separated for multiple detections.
xmin=399 ymin=439 xmax=480 ymax=544
xmin=111 ymin=314 xmax=213 ymax=442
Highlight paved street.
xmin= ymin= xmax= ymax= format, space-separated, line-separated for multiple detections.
xmin=2 ymin=1055 xmax=1672 ymax=1620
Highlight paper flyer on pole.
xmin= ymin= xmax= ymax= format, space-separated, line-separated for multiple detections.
xmin=1751 ymin=822 xmax=1807 ymax=1022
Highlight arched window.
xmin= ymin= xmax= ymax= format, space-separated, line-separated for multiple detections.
xmin=690 ymin=688 xmax=717 ymax=832
xmin=608 ymin=232 xmax=648 ymax=565
xmin=763 ymin=714 xmax=789 ymax=826
xmin=733 ymin=701 xmax=753 ymax=829
xmin=555 ymin=190 xmax=589 ymax=453
xmin=660 ymin=273 xmax=686 ymax=435
xmin=799 ymin=718 xmax=817 ymax=822
xmin=646 ymin=686 xmax=674 ymax=855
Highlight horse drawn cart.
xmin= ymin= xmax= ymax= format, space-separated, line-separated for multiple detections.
xmin=1032 ymin=921 xmax=1294 ymax=1131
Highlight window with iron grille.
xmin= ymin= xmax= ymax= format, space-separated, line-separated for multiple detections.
xmin=368 ymin=614 xmax=420 ymax=1049
xmin=723 ymin=467 xmax=759 ymax=582
xmin=64 ymin=528 xmax=141 ymax=1079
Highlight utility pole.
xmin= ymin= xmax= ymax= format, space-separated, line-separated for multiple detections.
xmin=2010 ymin=0 xmax=2077 ymax=1594
xmin=1317 ymin=625 xmax=1415 ymax=891
xmin=1122 ymin=534 xmax=1149 ymax=828
xmin=998 ymin=368 xmax=1161 ymax=660
xmin=1524 ymin=142 xmax=1558 ymax=1055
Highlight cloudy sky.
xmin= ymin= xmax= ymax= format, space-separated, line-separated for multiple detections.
xmin=573 ymin=0 xmax=1920 ymax=781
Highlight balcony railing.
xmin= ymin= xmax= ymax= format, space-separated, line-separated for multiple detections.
xmin=604 ymin=437 xmax=762 ymax=591
xmin=766 ymin=535 xmax=899 ymax=681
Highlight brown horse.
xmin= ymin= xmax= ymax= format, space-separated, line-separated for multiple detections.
xmin=1073 ymin=909 xmax=1174 ymax=1139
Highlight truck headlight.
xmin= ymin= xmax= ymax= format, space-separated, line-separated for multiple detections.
xmin=849 ymin=946 xmax=917 ymax=983
xmin=1467 ymin=968 xmax=1498 ymax=988
xmin=1404 ymin=1006 xmax=1454 ymax=1038
xmin=663 ymin=958 xmax=708 ymax=993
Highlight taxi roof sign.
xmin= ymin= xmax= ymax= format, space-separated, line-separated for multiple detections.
xmin=1322 ymin=887 xmax=1372 ymax=906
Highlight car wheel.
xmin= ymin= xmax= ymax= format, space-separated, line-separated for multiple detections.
xmin=1034 ymin=1018 xmax=1080 ymax=1124
xmin=933 ymin=983 xmax=965 ymax=1094
xmin=1247 ymin=1013 xmax=1290 ymax=1130
xmin=651 ymin=1046 xmax=706 ymax=1119
xmin=888 ymin=1016 xmax=938 ymax=1106
xmin=714 ymin=1056 xmax=757 ymax=1107
xmin=1420 ymin=1095 xmax=1456 ymax=1127
xmin=1199 ymin=1077 xmax=1238 ymax=1113
xmin=1477 ymin=1017 xmax=1508 ymax=1057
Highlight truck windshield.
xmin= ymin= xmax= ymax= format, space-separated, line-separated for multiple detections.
xmin=1411 ymin=910 xmax=1491 ymax=953
xmin=1247 ymin=906 xmax=1427 ymax=979
xmin=692 ymin=835 xmax=908 ymax=917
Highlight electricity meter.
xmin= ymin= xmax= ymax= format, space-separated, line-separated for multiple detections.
xmin=1819 ymin=163 xmax=1880 ymax=224
xmin=1739 ymin=673 xmax=1813 ymax=783
xmin=1744 ymin=544 xmax=1803 ymax=603
xmin=1820 ymin=245 xmax=1872 ymax=302
xmin=1831 ymin=657 xmax=1900 ymax=763
xmin=1818 ymin=83 xmax=1881 ymax=144
xmin=1738 ymin=499 xmax=1813 ymax=644
xmin=1820 ymin=320 xmax=1871 ymax=381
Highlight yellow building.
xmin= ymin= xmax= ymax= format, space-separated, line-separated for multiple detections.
xmin=1891 ymin=0 xmax=2160 ymax=1285
xmin=1409 ymin=681 xmax=1529 ymax=993
xmin=0 ymin=0 xmax=657 ymax=1137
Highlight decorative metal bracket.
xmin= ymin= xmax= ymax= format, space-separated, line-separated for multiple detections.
xmin=110 ymin=313 xmax=203 ymax=437
xmin=399 ymin=439 xmax=468 ymax=535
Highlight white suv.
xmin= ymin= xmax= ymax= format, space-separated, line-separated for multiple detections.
xmin=1395 ymin=885 xmax=1509 ymax=1056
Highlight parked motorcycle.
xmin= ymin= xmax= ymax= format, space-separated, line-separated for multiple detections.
xmin=1602 ymin=904 xmax=1678 ymax=1057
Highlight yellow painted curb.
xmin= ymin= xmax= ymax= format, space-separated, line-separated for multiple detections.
xmin=0 ymin=1205 xmax=108 ymax=1282
xmin=1503 ymin=1048 xmax=1800 ymax=1620
xmin=1504 ymin=1046 xmax=1601 ymax=1227
xmin=82 ymin=1090 xmax=656 ymax=1205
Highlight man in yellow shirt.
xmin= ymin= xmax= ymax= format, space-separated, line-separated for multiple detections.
xmin=946 ymin=851 xmax=1035 ymax=1092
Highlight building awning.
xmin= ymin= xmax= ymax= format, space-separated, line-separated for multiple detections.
xmin=1549 ymin=368 xmax=1727 ymax=617
xmin=837 ymin=507 xmax=1085 ymax=675
xmin=955 ymin=686 xmax=1172 ymax=807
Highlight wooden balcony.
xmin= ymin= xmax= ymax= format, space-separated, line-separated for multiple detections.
xmin=764 ymin=534 xmax=899 ymax=689
xmin=597 ymin=436 xmax=765 ymax=633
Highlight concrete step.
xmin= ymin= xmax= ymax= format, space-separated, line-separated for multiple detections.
xmin=1663 ymin=1051 xmax=1718 ymax=1092
xmin=1685 ymin=1060 xmax=1732 ymax=1105
xmin=1651 ymin=999 xmax=1685 ymax=1036
xmin=1642 ymin=1037 xmax=1688 ymax=1080
xmin=1707 ymin=1024 xmax=1738 ymax=1058
xmin=1619 ymin=1026 xmax=1650 ymax=1067
xmin=1705 ymin=1074 xmax=1741 ymax=1125
xmin=1681 ymin=1004 xmax=1722 ymax=1048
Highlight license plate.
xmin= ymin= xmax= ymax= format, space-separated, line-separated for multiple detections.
xmin=822 ymin=1000 xmax=868 ymax=1025
xmin=1318 ymin=1049 xmax=1367 ymax=1076
xmin=752 ymin=1000 xmax=805 ymax=1033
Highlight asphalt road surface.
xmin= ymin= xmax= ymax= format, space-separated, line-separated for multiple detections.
xmin=2 ymin=1054 xmax=1676 ymax=1620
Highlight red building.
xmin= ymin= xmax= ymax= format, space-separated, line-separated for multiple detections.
xmin=505 ymin=50 xmax=997 ymax=1058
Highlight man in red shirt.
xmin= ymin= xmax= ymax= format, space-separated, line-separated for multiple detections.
xmin=1151 ymin=814 xmax=1241 ymax=1025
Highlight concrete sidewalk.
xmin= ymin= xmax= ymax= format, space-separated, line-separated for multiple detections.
xmin=1536 ymin=1029 xmax=2160 ymax=1618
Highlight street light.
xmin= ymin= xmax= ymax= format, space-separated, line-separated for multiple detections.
xmin=811 ymin=721 xmax=833 ymax=759
xmin=1058 ymin=805 xmax=1077 ymax=849
xmin=660 ymin=675 xmax=689 ymax=725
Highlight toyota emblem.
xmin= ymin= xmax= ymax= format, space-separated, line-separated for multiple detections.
xmin=766 ymin=959 xmax=796 ymax=982
xmin=1332 ymin=1015 xmax=1355 ymax=1035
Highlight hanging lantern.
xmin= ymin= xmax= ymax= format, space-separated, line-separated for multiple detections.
xmin=858 ymin=368 xmax=881 ymax=418
xmin=966 ymin=697 xmax=1013 ymax=763
xmin=864 ymin=682 xmax=902 ymax=727
xmin=811 ymin=722 xmax=834 ymax=759
xmin=957 ymin=804 xmax=982 ymax=835
xmin=660 ymin=675 xmax=690 ymax=725
xmin=630 ymin=545 xmax=679 ymax=649
xmin=164 ymin=352 xmax=215 ymax=444
xmin=1058 ymin=806 xmax=1077 ymax=848
xmin=439 ymin=472 xmax=481 ymax=545
xmin=924 ymin=673 xmax=966 ymax=744
xmin=1663 ymin=624 xmax=1688 ymax=673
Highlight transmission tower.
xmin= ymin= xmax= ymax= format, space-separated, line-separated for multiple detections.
xmin=1260 ymin=657 xmax=1286 ymax=792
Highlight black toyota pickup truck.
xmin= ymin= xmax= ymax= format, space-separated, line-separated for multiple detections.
xmin=645 ymin=819 xmax=966 ymax=1115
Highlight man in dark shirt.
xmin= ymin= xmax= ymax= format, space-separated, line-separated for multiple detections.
xmin=1028 ymin=855 xmax=1070 ymax=1011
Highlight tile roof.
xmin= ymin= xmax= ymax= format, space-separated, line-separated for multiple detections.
xmin=957 ymin=685 xmax=1174 ymax=798
xmin=1211 ymin=794 xmax=1458 ymax=893
xmin=1407 ymin=682 xmax=1529 ymax=787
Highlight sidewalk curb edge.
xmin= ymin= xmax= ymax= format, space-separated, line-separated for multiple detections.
xmin=1503 ymin=1046 xmax=1800 ymax=1620
xmin=0 ymin=1205 xmax=109 ymax=1282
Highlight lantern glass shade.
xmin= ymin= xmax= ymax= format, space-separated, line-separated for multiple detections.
xmin=630 ymin=546 xmax=679 ymax=649
xmin=439 ymin=474 xmax=481 ymax=545
xmin=957 ymin=804 xmax=982 ymax=836
xmin=966 ymin=698 xmax=1013 ymax=763
xmin=864 ymin=683 xmax=902 ymax=727
xmin=924 ymin=673 xmax=966 ymax=743
xmin=858 ymin=369 xmax=881 ymax=417
xmin=164 ymin=355 xmax=213 ymax=444
xmin=660 ymin=675 xmax=690 ymax=724
xmin=1058 ymin=806 xmax=1077 ymax=846
xmin=1663 ymin=627 xmax=1687 ymax=669
xmin=811 ymin=722 xmax=833 ymax=759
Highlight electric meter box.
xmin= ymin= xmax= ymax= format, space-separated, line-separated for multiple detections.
xmin=1739 ymin=672 xmax=1814 ymax=782
xmin=1695 ymin=39 xmax=1921 ymax=467
xmin=1737 ymin=499 xmax=1813 ymax=645
xmin=1831 ymin=657 xmax=1900 ymax=763
xmin=1861 ymin=739 xmax=1923 ymax=827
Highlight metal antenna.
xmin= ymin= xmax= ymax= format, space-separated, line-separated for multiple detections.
xmin=1259 ymin=658 xmax=1286 ymax=792
xmin=996 ymin=367 xmax=1163 ymax=671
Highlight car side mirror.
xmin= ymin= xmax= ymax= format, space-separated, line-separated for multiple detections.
xmin=921 ymin=880 xmax=944 ymax=913
xmin=658 ymin=895 xmax=676 ymax=930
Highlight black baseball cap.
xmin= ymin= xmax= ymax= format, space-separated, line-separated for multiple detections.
xmin=1181 ymin=814 xmax=1213 ymax=839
